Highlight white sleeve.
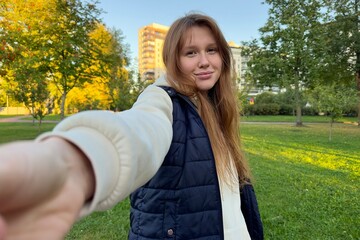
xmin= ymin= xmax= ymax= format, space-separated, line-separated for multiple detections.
xmin=36 ymin=84 xmax=173 ymax=217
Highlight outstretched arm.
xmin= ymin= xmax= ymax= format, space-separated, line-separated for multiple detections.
xmin=0 ymin=80 xmax=173 ymax=239
xmin=0 ymin=137 xmax=95 ymax=240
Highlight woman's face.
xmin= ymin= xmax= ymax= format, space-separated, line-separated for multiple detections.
xmin=179 ymin=26 xmax=222 ymax=92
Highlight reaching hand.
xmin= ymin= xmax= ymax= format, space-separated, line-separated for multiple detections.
xmin=0 ymin=138 xmax=95 ymax=240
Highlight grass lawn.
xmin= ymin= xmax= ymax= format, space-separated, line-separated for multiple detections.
xmin=0 ymin=121 xmax=358 ymax=239
xmin=0 ymin=114 xmax=21 ymax=119
xmin=0 ymin=114 xmax=68 ymax=121
xmin=23 ymin=114 xmax=71 ymax=121
xmin=0 ymin=122 xmax=55 ymax=143
xmin=241 ymin=123 xmax=359 ymax=239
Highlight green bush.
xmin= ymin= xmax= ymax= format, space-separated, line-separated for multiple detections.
xmin=253 ymin=103 xmax=280 ymax=115
xmin=242 ymin=103 xmax=255 ymax=116
xmin=278 ymin=104 xmax=294 ymax=115
xmin=343 ymin=104 xmax=358 ymax=117
xmin=302 ymin=106 xmax=318 ymax=116
xmin=255 ymin=92 xmax=277 ymax=104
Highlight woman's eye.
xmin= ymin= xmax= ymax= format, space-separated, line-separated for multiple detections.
xmin=208 ymin=48 xmax=217 ymax=54
xmin=186 ymin=51 xmax=196 ymax=57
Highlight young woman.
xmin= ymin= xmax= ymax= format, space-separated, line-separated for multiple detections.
xmin=0 ymin=13 xmax=262 ymax=240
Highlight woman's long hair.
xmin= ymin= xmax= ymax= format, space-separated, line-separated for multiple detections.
xmin=162 ymin=13 xmax=251 ymax=185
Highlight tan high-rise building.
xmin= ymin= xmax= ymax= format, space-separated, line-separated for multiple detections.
xmin=228 ymin=41 xmax=251 ymax=90
xmin=138 ymin=23 xmax=169 ymax=82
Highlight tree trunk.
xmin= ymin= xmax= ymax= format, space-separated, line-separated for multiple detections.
xmin=357 ymin=72 xmax=360 ymax=127
xmin=355 ymin=0 xmax=360 ymax=127
xmin=294 ymin=80 xmax=303 ymax=126
xmin=38 ymin=118 xmax=42 ymax=132
xmin=329 ymin=118 xmax=333 ymax=141
xmin=60 ymin=92 xmax=66 ymax=120
xmin=31 ymin=105 xmax=35 ymax=126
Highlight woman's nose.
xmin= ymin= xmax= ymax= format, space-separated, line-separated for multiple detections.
xmin=198 ymin=53 xmax=210 ymax=68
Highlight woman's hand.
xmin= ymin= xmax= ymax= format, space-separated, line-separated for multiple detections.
xmin=0 ymin=138 xmax=95 ymax=240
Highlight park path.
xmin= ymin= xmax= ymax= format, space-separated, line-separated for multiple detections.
xmin=0 ymin=116 xmax=26 ymax=122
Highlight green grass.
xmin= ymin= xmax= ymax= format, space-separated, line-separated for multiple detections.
xmin=21 ymin=114 xmax=65 ymax=121
xmin=66 ymin=199 xmax=131 ymax=240
xmin=0 ymin=122 xmax=55 ymax=143
xmin=33 ymin=114 xmax=66 ymax=121
xmin=0 ymin=114 xmax=66 ymax=121
xmin=0 ymin=121 xmax=359 ymax=239
xmin=241 ymin=123 xmax=359 ymax=240
xmin=0 ymin=114 xmax=22 ymax=119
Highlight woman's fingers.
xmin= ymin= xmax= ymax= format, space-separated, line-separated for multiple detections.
xmin=3 ymin=172 xmax=85 ymax=240
xmin=0 ymin=137 xmax=95 ymax=239
xmin=0 ymin=140 xmax=67 ymax=212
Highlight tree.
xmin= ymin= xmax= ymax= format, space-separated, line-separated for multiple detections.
xmin=1 ymin=0 xmax=140 ymax=117
xmin=20 ymin=0 xmax=100 ymax=118
xmin=88 ymin=25 xmax=132 ymax=111
xmin=65 ymin=23 xmax=117 ymax=112
xmin=66 ymin=81 xmax=106 ymax=112
xmin=11 ymin=70 xmax=51 ymax=126
xmin=0 ymin=0 xmax=102 ymax=119
xmin=90 ymin=24 xmax=150 ymax=112
xmin=0 ymin=0 xmax=55 ymax=120
xmin=67 ymin=22 xmax=141 ymax=112
xmin=308 ymin=83 xmax=357 ymax=140
xmin=113 ymin=75 xmax=150 ymax=111
xmin=10 ymin=48 xmax=52 ymax=125
xmin=247 ymin=0 xmax=325 ymax=126
xmin=41 ymin=0 xmax=102 ymax=119
xmin=321 ymin=0 xmax=360 ymax=126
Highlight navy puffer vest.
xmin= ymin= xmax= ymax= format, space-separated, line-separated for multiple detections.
xmin=129 ymin=87 xmax=263 ymax=240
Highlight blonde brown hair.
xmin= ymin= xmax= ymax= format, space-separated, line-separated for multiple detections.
xmin=162 ymin=13 xmax=251 ymax=185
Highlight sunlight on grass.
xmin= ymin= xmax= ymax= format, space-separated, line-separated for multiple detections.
xmin=279 ymin=146 xmax=359 ymax=175
xmin=242 ymin=123 xmax=359 ymax=177
xmin=244 ymin=137 xmax=359 ymax=177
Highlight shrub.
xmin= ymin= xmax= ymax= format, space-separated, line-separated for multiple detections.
xmin=278 ymin=104 xmax=294 ymax=115
xmin=255 ymin=92 xmax=277 ymax=104
xmin=241 ymin=104 xmax=255 ymax=116
xmin=342 ymin=103 xmax=358 ymax=117
xmin=302 ymin=106 xmax=318 ymax=116
xmin=253 ymin=103 xmax=280 ymax=115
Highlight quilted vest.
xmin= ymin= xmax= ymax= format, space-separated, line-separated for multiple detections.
xmin=129 ymin=87 xmax=263 ymax=240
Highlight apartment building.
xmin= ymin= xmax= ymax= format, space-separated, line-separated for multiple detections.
xmin=228 ymin=41 xmax=255 ymax=92
xmin=138 ymin=23 xmax=169 ymax=82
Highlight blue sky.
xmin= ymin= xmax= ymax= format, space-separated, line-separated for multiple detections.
xmin=97 ymin=0 xmax=270 ymax=64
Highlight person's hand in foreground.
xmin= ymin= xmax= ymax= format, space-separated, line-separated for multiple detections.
xmin=0 ymin=138 xmax=95 ymax=240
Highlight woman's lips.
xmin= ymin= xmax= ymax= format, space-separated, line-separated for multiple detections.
xmin=195 ymin=71 xmax=213 ymax=80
